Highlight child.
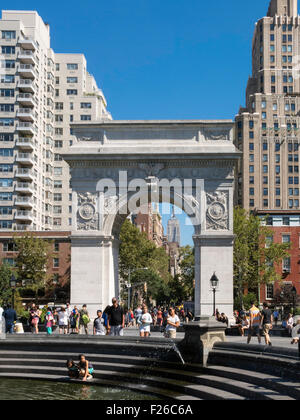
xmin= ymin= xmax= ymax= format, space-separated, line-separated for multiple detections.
xmin=291 ymin=319 xmax=300 ymax=345
xmin=66 ymin=359 xmax=79 ymax=379
xmin=45 ymin=308 xmax=54 ymax=335
xmin=78 ymin=354 xmax=94 ymax=381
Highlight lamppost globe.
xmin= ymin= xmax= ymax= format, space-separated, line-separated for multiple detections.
xmin=10 ymin=275 xmax=17 ymax=289
xmin=210 ymin=273 xmax=219 ymax=289
xmin=210 ymin=272 xmax=219 ymax=317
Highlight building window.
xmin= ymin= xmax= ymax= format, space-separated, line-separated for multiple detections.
xmin=283 ymin=258 xmax=291 ymax=273
xmin=282 ymin=235 xmax=291 ymax=244
xmin=54 ymin=242 xmax=60 ymax=252
xmin=54 ymin=167 xmax=63 ymax=176
xmin=53 ymin=258 xmax=59 ymax=268
xmin=67 ymin=64 xmax=78 ymax=70
xmin=2 ymin=31 xmax=16 ymax=39
xmin=80 ymin=115 xmax=91 ymax=121
xmin=67 ymin=90 xmax=77 ymax=96
xmin=2 ymin=258 xmax=15 ymax=266
xmin=0 ymin=220 xmax=12 ymax=229
xmin=0 ymin=165 xmax=13 ymax=173
xmin=67 ymin=77 xmax=78 ymax=83
xmin=266 ymin=284 xmax=274 ymax=300
xmin=81 ymin=103 xmax=92 ymax=109
xmin=54 ymin=193 xmax=62 ymax=202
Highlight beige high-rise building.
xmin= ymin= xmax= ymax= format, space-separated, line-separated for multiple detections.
xmin=235 ymin=0 xmax=300 ymax=214
xmin=0 ymin=10 xmax=111 ymax=232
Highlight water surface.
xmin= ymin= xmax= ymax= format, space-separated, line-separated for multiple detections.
xmin=0 ymin=378 xmax=159 ymax=400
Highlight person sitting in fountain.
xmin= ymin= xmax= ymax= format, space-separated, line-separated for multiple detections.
xmin=139 ymin=305 xmax=152 ymax=338
xmin=78 ymin=354 xmax=94 ymax=382
xmin=165 ymin=308 xmax=180 ymax=339
xmin=66 ymin=359 xmax=80 ymax=379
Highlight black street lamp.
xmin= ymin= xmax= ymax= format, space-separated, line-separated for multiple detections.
xmin=210 ymin=272 xmax=219 ymax=316
xmin=291 ymin=286 xmax=297 ymax=313
xmin=10 ymin=275 xmax=17 ymax=309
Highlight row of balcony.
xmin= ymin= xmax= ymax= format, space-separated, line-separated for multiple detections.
xmin=18 ymin=50 xmax=37 ymax=66
xmin=17 ymin=93 xmax=36 ymax=107
xmin=17 ymin=64 xmax=36 ymax=79
xmin=16 ymin=122 xmax=35 ymax=136
xmin=18 ymin=37 xmax=37 ymax=51
xmin=18 ymin=79 xmax=35 ymax=94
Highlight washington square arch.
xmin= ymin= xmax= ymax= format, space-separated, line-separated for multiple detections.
xmin=62 ymin=120 xmax=241 ymax=319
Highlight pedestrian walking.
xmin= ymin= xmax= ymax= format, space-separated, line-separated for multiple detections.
xmin=107 ymin=298 xmax=125 ymax=336
xmin=30 ymin=304 xmax=41 ymax=334
xmin=247 ymin=301 xmax=262 ymax=344
xmin=164 ymin=307 xmax=180 ymax=339
xmin=273 ymin=309 xmax=279 ymax=327
xmin=287 ymin=313 xmax=294 ymax=336
xmin=261 ymin=302 xmax=273 ymax=346
xmin=93 ymin=310 xmax=106 ymax=336
xmin=134 ymin=305 xmax=142 ymax=328
xmin=65 ymin=303 xmax=73 ymax=334
xmin=58 ymin=306 xmax=69 ymax=335
xmin=45 ymin=307 xmax=55 ymax=335
xmin=79 ymin=305 xmax=90 ymax=335
xmin=139 ymin=305 xmax=152 ymax=338
xmin=3 ymin=304 xmax=17 ymax=334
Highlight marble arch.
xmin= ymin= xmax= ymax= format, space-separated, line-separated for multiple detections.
xmin=62 ymin=120 xmax=240 ymax=319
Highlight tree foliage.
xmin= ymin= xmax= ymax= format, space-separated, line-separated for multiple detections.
xmin=119 ymin=220 xmax=172 ymax=304
xmin=171 ymin=246 xmax=195 ymax=303
xmin=14 ymin=234 xmax=53 ymax=300
xmin=0 ymin=264 xmax=14 ymax=306
xmin=234 ymin=207 xmax=290 ymax=307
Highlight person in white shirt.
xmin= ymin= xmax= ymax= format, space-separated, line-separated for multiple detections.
xmin=287 ymin=313 xmax=294 ymax=336
xmin=165 ymin=308 xmax=180 ymax=339
xmin=139 ymin=305 xmax=152 ymax=338
xmin=65 ymin=303 xmax=73 ymax=334
xmin=58 ymin=307 xmax=69 ymax=335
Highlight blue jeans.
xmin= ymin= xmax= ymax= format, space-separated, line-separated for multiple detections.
xmin=110 ymin=326 xmax=124 ymax=336
xmin=5 ymin=324 xmax=14 ymax=334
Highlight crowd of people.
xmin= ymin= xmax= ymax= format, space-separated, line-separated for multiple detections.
xmin=0 ymin=299 xmax=194 ymax=339
xmin=231 ymin=302 xmax=300 ymax=346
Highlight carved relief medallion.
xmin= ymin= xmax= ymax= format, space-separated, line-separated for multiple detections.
xmin=77 ymin=192 xmax=98 ymax=231
xmin=206 ymin=191 xmax=229 ymax=231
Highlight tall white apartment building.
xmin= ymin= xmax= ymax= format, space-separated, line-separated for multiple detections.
xmin=0 ymin=10 xmax=111 ymax=232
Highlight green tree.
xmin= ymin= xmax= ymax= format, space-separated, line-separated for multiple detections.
xmin=119 ymin=220 xmax=172 ymax=305
xmin=14 ymin=234 xmax=52 ymax=301
xmin=0 ymin=263 xmax=14 ymax=306
xmin=178 ymin=245 xmax=195 ymax=300
xmin=234 ymin=207 xmax=290 ymax=309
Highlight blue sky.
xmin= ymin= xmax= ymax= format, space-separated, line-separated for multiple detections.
xmin=4 ymin=0 xmax=277 ymax=244
xmin=5 ymin=0 xmax=271 ymax=120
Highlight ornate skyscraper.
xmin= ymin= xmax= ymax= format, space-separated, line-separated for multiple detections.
xmin=167 ymin=207 xmax=181 ymax=245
